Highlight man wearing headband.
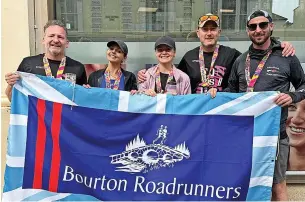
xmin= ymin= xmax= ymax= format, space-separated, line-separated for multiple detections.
xmin=137 ymin=13 xmax=295 ymax=98
xmin=226 ymin=10 xmax=305 ymax=201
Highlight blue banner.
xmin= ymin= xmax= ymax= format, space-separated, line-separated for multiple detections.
xmin=3 ymin=72 xmax=281 ymax=201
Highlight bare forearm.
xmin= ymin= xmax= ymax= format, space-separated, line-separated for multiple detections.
xmin=5 ymin=85 xmax=13 ymax=102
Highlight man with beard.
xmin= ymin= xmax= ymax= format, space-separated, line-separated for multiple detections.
xmin=4 ymin=20 xmax=87 ymax=101
xmin=226 ymin=10 xmax=305 ymax=201
xmin=137 ymin=13 xmax=295 ymax=98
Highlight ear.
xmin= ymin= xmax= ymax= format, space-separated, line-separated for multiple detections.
xmin=246 ymin=29 xmax=250 ymax=37
xmin=196 ymin=29 xmax=200 ymax=38
xmin=66 ymin=40 xmax=70 ymax=48
xmin=269 ymin=22 xmax=274 ymax=31
xmin=246 ymin=26 xmax=249 ymax=32
xmin=218 ymin=29 xmax=222 ymax=34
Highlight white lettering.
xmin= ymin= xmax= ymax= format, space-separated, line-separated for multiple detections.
xmin=226 ymin=187 xmax=234 ymax=199
xmin=75 ymin=174 xmax=83 ymax=183
xmin=176 ymin=184 xmax=184 ymax=195
xmin=216 ymin=186 xmax=225 ymax=199
xmin=61 ymin=165 xmax=244 ymax=199
xmin=100 ymin=175 xmax=107 ymax=190
xmin=134 ymin=176 xmax=145 ymax=192
xmin=84 ymin=176 xmax=93 ymax=188
xmin=146 ymin=181 xmax=156 ymax=193
xmin=205 ymin=185 xmax=215 ymax=197
xmin=184 ymin=184 xmax=193 ymax=195
xmin=107 ymin=179 xmax=117 ymax=191
xmin=233 ymin=187 xmax=241 ymax=199
xmin=156 ymin=182 xmax=165 ymax=194
xmin=93 ymin=178 xmax=101 ymax=189
xmin=218 ymin=78 xmax=223 ymax=86
xmin=165 ymin=177 xmax=176 ymax=195
xmin=63 ymin=166 xmax=74 ymax=181
xmin=210 ymin=69 xmax=215 ymax=76
xmin=194 ymin=184 xmax=204 ymax=196
xmin=117 ymin=179 xmax=127 ymax=191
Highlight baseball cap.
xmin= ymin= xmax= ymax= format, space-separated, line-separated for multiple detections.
xmin=198 ymin=13 xmax=220 ymax=28
xmin=107 ymin=40 xmax=128 ymax=55
xmin=247 ymin=10 xmax=272 ymax=25
xmin=155 ymin=36 xmax=176 ymax=50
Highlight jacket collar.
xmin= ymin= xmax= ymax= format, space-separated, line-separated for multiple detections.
xmin=147 ymin=64 xmax=182 ymax=82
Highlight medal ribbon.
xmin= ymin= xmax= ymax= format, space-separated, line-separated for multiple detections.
xmin=198 ymin=44 xmax=219 ymax=88
xmin=43 ymin=55 xmax=66 ymax=79
xmin=155 ymin=65 xmax=175 ymax=93
xmin=104 ymin=68 xmax=122 ymax=90
xmin=245 ymin=50 xmax=272 ymax=92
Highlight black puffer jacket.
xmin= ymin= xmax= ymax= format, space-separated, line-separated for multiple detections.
xmin=88 ymin=68 xmax=138 ymax=91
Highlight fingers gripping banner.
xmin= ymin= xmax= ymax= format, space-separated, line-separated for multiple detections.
xmin=3 ymin=72 xmax=280 ymax=201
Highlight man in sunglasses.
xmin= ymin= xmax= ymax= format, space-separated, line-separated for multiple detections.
xmin=226 ymin=10 xmax=305 ymax=201
xmin=137 ymin=13 xmax=295 ymax=98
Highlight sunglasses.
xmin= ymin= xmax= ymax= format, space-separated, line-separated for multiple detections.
xmin=199 ymin=15 xmax=219 ymax=22
xmin=247 ymin=22 xmax=269 ymax=31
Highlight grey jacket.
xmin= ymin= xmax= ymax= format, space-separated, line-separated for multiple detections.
xmin=139 ymin=65 xmax=191 ymax=95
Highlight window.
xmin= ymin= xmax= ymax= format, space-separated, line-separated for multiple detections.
xmin=55 ymin=0 xmax=305 ymax=42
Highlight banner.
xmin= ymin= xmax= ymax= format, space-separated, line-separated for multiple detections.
xmin=3 ymin=72 xmax=281 ymax=201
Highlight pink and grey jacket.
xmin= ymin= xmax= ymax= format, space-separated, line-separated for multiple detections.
xmin=138 ymin=65 xmax=191 ymax=95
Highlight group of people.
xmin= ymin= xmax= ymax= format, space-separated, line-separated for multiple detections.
xmin=5 ymin=10 xmax=305 ymax=201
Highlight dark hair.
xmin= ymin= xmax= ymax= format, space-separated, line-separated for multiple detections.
xmin=44 ymin=20 xmax=68 ymax=35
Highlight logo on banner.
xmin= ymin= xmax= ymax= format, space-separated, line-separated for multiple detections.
xmin=110 ymin=125 xmax=191 ymax=174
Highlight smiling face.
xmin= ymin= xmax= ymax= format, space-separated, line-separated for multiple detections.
xmin=43 ymin=25 xmax=69 ymax=59
xmin=106 ymin=44 xmax=126 ymax=64
xmin=247 ymin=16 xmax=273 ymax=46
xmin=286 ymin=100 xmax=305 ymax=148
xmin=197 ymin=21 xmax=221 ymax=48
xmin=155 ymin=45 xmax=176 ymax=64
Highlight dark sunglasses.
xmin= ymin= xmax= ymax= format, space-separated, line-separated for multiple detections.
xmin=247 ymin=22 xmax=269 ymax=31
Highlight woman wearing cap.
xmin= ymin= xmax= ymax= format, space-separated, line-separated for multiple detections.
xmin=287 ymin=99 xmax=305 ymax=171
xmin=86 ymin=40 xmax=137 ymax=92
xmin=138 ymin=36 xmax=191 ymax=96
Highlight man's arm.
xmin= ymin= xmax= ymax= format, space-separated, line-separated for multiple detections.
xmin=138 ymin=72 xmax=149 ymax=92
xmin=4 ymin=58 xmax=29 ymax=101
xmin=5 ymin=85 xmax=13 ymax=102
xmin=79 ymin=64 xmax=88 ymax=85
xmin=288 ymin=56 xmax=305 ymax=103
xmin=176 ymin=56 xmax=188 ymax=74
xmin=223 ymin=59 xmax=240 ymax=93
xmin=271 ymin=37 xmax=296 ymax=57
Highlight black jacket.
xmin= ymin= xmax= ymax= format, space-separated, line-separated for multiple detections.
xmin=88 ymin=68 xmax=138 ymax=91
xmin=226 ymin=39 xmax=305 ymax=138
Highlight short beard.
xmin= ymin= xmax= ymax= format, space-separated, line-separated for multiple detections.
xmin=250 ymin=31 xmax=271 ymax=46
